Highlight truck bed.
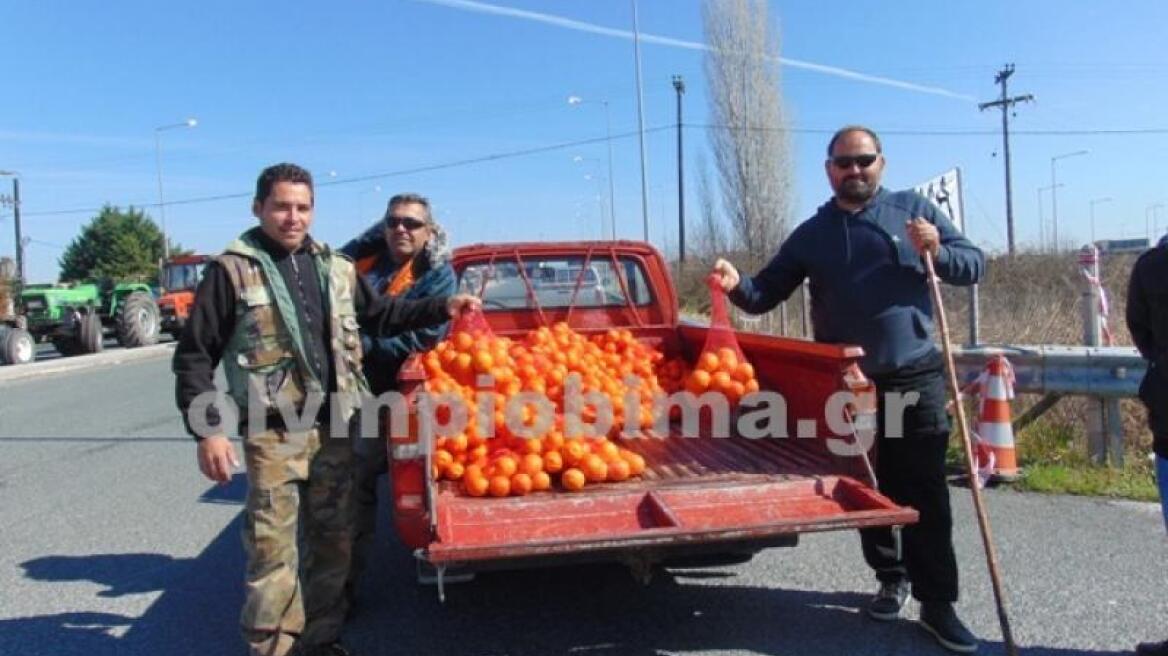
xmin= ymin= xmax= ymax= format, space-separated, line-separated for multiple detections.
xmin=425 ymin=428 xmax=915 ymax=564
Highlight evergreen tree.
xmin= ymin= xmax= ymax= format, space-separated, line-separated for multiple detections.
xmin=58 ymin=205 xmax=180 ymax=282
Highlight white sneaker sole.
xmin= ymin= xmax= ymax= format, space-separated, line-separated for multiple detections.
xmin=866 ymin=606 xmax=902 ymax=621
xmin=919 ymin=619 xmax=978 ymax=653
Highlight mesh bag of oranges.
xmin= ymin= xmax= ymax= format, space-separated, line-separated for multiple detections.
xmin=683 ymin=275 xmax=760 ymax=407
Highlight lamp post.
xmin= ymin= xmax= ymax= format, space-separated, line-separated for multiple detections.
xmin=630 ymin=0 xmax=650 ymax=241
xmin=1036 ymin=183 xmax=1063 ymax=252
xmin=1050 ymin=149 xmax=1088 ymax=252
xmin=568 ymin=95 xmax=617 ymax=239
xmin=672 ymin=74 xmax=686 ymax=263
xmin=574 ymin=156 xmax=609 ymax=238
xmin=1088 ymin=197 xmax=1112 ymax=244
xmin=0 ymin=170 xmax=21 ymax=284
xmin=154 ymin=118 xmax=198 ymax=261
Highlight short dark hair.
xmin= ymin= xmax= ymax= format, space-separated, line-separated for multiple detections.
xmin=827 ymin=125 xmax=882 ymax=156
xmin=386 ymin=192 xmax=433 ymax=224
xmin=254 ymin=163 xmax=314 ymax=205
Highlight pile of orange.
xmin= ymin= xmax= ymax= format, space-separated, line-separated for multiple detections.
xmin=420 ymin=322 xmax=754 ymax=497
xmin=683 ymin=347 xmax=759 ymax=406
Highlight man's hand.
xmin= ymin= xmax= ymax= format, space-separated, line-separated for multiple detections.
xmin=446 ymin=294 xmax=483 ymax=318
xmin=197 ymin=435 xmax=239 ymax=484
xmin=906 ymin=218 xmax=940 ymax=258
xmin=711 ymin=258 xmax=741 ymax=292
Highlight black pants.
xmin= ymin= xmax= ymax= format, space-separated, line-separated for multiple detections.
xmin=345 ymin=414 xmax=390 ymax=604
xmin=860 ymin=353 xmax=959 ymax=604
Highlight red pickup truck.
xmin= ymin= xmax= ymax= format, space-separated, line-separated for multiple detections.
xmin=387 ymin=241 xmax=916 ymax=595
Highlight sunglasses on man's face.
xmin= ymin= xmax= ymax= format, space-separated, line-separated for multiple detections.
xmin=384 ymin=216 xmax=427 ymax=231
xmin=830 ymin=154 xmax=880 ymax=170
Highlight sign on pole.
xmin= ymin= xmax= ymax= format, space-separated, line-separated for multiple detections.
xmin=913 ymin=167 xmax=965 ymax=233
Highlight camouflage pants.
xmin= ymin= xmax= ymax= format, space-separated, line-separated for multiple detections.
xmin=240 ymin=426 xmax=353 ymax=656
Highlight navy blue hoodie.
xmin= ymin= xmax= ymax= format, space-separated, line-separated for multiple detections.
xmin=729 ymin=187 xmax=984 ymax=375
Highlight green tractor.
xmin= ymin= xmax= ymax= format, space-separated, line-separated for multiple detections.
xmin=1 ymin=280 xmax=161 ymax=364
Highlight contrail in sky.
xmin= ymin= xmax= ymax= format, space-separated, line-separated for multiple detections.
xmin=414 ymin=0 xmax=977 ymax=103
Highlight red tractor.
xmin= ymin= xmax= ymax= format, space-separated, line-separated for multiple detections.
xmin=158 ymin=254 xmax=209 ymax=340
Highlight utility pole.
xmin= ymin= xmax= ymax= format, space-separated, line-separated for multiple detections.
xmin=978 ymin=64 xmax=1033 ymax=256
xmin=0 ymin=171 xmax=21 ymax=284
xmin=631 ymin=0 xmax=650 ymax=241
xmin=672 ymin=75 xmax=686 ymax=263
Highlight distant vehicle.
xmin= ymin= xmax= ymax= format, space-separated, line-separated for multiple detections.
xmin=157 ymin=254 xmax=210 ymax=339
xmin=1 ymin=279 xmax=160 ymax=365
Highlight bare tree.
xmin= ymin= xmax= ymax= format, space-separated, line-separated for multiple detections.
xmin=702 ymin=0 xmax=793 ymax=269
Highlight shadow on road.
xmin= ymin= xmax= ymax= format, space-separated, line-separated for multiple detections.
xmin=0 ymin=473 xmax=1137 ymax=656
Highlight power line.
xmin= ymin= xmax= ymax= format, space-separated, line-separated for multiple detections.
xmin=24 ymin=127 xmax=674 ymax=218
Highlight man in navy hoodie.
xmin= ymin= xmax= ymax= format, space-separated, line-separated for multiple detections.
xmin=713 ymin=126 xmax=984 ymax=653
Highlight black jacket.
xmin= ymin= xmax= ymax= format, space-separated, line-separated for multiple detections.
xmin=1126 ymin=234 xmax=1168 ymax=456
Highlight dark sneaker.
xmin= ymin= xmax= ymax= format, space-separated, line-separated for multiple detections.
xmin=1137 ymin=640 xmax=1168 ymax=656
xmin=867 ymin=580 xmax=909 ymax=621
xmin=919 ymin=603 xmax=978 ymax=653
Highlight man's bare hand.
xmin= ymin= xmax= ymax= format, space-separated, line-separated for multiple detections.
xmin=711 ymin=258 xmax=741 ymax=292
xmin=906 ymin=218 xmax=940 ymax=258
xmin=446 ymin=294 xmax=483 ymax=318
xmin=197 ymin=435 xmax=239 ymax=484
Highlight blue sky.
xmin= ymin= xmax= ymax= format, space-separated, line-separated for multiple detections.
xmin=2 ymin=0 xmax=1167 ymax=282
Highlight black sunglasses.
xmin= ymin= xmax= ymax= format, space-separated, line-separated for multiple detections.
xmin=384 ymin=216 xmax=428 ymax=231
xmin=830 ymin=154 xmax=880 ymax=170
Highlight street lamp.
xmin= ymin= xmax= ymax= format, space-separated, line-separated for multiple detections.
xmin=0 ymin=170 xmax=21 ymax=284
xmin=154 ymin=117 xmax=198 ymax=261
xmin=1037 ymin=183 xmax=1063 ymax=252
xmin=568 ymin=95 xmax=617 ymax=239
xmin=1088 ymin=197 xmax=1112 ymax=244
xmin=573 ymin=155 xmax=609 ymax=238
xmin=1050 ymin=149 xmax=1088 ymax=251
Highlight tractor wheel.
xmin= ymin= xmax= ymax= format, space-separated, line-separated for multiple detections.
xmin=78 ymin=311 xmax=104 ymax=354
xmin=1 ymin=326 xmax=36 ymax=365
xmin=116 ymin=292 xmax=160 ymax=348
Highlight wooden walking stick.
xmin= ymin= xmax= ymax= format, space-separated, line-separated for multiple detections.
xmin=924 ymin=251 xmax=1018 ymax=656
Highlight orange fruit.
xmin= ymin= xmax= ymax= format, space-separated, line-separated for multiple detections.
xmin=561 ymin=468 xmax=586 ymax=492
xmin=607 ymin=459 xmax=631 ymax=482
xmin=522 ymin=438 xmax=543 ymax=455
xmin=473 ymin=351 xmax=494 ymax=373
xmin=711 ymin=371 xmax=733 ymax=394
xmin=434 ymin=449 xmax=454 ymax=470
xmin=454 ymin=331 xmax=474 ymax=351
xmin=463 ymin=474 xmax=489 ymax=497
xmin=698 ymin=352 xmax=720 ymax=373
xmin=542 ymin=450 xmax=564 ymax=474
xmin=621 ymin=450 xmax=646 ymax=476
xmin=531 ymin=470 xmax=551 ymax=491
xmin=492 ymin=455 xmax=518 ymax=478
xmin=510 ymin=473 xmax=533 ymax=496
xmin=520 ymin=453 xmax=544 ymax=476
xmin=562 ymin=439 xmax=588 ymax=466
xmin=686 ymin=369 xmax=711 ymax=394
xmin=597 ymin=440 xmax=622 ymax=463
xmin=488 ymin=475 xmax=511 ymax=497
xmin=582 ymin=454 xmax=608 ymax=483
xmin=444 ymin=461 xmax=465 ymax=481
xmin=733 ymin=361 xmax=755 ymax=383
xmin=745 ymin=379 xmax=760 ymax=394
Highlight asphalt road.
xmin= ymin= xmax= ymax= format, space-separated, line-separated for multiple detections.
xmin=0 ymin=355 xmax=1165 ymax=656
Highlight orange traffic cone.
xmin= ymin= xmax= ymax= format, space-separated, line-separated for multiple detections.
xmin=975 ymin=355 xmax=1019 ymax=482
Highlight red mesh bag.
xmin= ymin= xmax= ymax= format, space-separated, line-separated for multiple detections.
xmin=446 ymin=306 xmax=495 ymax=341
xmin=682 ymin=275 xmax=758 ymax=406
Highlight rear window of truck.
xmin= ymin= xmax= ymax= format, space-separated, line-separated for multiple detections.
xmin=459 ymin=256 xmax=653 ymax=310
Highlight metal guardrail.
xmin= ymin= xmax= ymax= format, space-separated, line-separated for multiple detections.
xmin=953 ymin=344 xmax=1145 ymax=398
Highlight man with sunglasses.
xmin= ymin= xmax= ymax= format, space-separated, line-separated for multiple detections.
xmin=339 ymin=193 xmax=456 ymax=609
xmin=712 ymin=126 xmax=984 ymax=653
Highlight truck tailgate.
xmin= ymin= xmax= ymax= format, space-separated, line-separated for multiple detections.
xmin=425 ymin=434 xmax=916 ymax=564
